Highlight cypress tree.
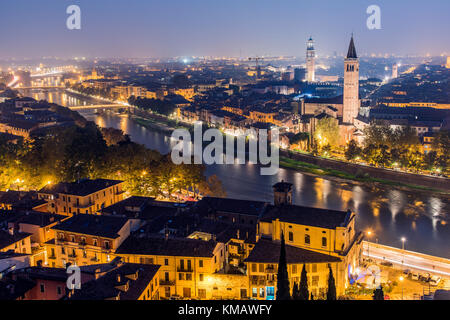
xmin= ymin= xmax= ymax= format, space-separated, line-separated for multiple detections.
xmin=276 ymin=232 xmax=291 ymax=300
xmin=326 ymin=265 xmax=337 ymax=300
xmin=299 ymin=264 xmax=309 ymax=300
xmin=292 ymin=282 xmax=299 ymax=300
xmin=373 ymin=285 xmax=385 ymax=300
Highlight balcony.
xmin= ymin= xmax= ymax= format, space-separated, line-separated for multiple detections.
xmin=159 ymin=280 xmax=175 ymax=286
xmin=90 ymin=257 xmax=99 ymax=262
xmin=265 ymin=267 xmax=277 ymax=274
xmin=68 ymin=253 xmax=77 ymax=258
xmin=177 ymin=267 xmax=193 ymax=273
xmin=48 ymin=255 xmax=56 ymax=260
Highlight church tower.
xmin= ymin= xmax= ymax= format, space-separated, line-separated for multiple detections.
xmin=343 ymin=35 xmax=360 ymax=124
xmin=306 ymin=37 xmax=316 ymax=82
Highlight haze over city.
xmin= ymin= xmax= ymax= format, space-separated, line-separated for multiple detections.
xmin=1 ymin=0 xmax=450 ymax=59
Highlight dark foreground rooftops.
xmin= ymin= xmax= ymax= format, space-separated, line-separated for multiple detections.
xmin=68 ymin=263 xmax=160 ymax=300
xmin=116 ymin=235 xmax=218 ymax=258
xmin=51 ymin=214 xmax=129 ymax=239
xmin=262 ymin=204 xmax=352 ymax=229
xmin=245 ymin=239 xmax=341 ymax=264
xmin=38 ymin=179 xmax=123 ymax=197
xmin=196 ymin=197 xmax=268 ymax=217
xmin=0 ymin=230 xmax=31 ymax=250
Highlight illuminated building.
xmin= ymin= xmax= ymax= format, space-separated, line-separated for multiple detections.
xmin=38 ymin=179 xmax=125 ymax=216
xmin=114 ymin=235 xmax=225 ymax=299
xmin=392 ymin=64 xmax=399 ymax=79
xmin=45 ymin=214 xmax=132 ymax=268
xmin=306 ymin=37 xmax=316 ymax=82
xmin=446 ymin=57 xmax=450 ymax=69
xmin=255 ymin=182 xmax=363 ymax=298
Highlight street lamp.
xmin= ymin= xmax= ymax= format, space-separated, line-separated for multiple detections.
xmin=399 ymin=276 xmax=404 ymax=300
xmin=401 ymin=237 xmax=406 ymax=271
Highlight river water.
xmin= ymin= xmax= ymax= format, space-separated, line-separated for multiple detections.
xmin=23 ymin=89 xmax=450 ymax=257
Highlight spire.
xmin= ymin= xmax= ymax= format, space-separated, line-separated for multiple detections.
xmin=346 ymin=35 xmax=357 ymax=59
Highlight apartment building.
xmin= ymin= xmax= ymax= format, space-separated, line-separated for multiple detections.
xmin=38 ymin=179 xmax=125 ymax=216
xmin=114 ymin=235 xmax=225 ymax=300
xmin=45 ymin=214 xmax=132 ymax=268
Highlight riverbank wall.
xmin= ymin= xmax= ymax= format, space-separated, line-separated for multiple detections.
xmin=281 ymin=150 xmax=450 ymax=191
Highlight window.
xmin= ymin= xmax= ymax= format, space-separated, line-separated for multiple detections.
xmin=93 ymin=239 xmax=98 ymax=246
xmin=251 ymin=264 xmax=257 ymax=273
xmin=61 ymin=247 xmax=65 ymax=255
xmin=199 ymin=274 xmax=204 ymax=282
xmin=104 ymin=241 xmax=110 ymax=250
xmin=259 ymin=264 xmax=264 ymax=272
xmin=164 ymin=272 xmax=169 ymax=281
xmin=186 ymin=273 xmax=192 ymax=281
xmin=305 ymin=234 xmax=310 ymax=245
xmin=165 ymin=287 xmax=170 ymax=297
xmin=288 ymin=232 xmax=294 ymax=242
xmin=179 ymin=273 xmax=184 ymax=281
xmin=40 ymin=284 xmax=45 ymax=293
xmin=312 ymin=264 xmax=318 ymax=273
xmin=57 ymin=286 xmax=62 ymax=295
xmin=292 ymin=265 xmax=297 ymax=274
xmin=199 ymin=260 xmax=203 ymax=268
xmin=252 ymin=288 xmax=257 ymax=298
xmin=259 ymin=288 xmax=265 ymax=298
xmin=70 ymin=235 xmax=75 ymax=242
xmin=164 ymin=259 xmax=169 ymax=266
xmin=322 ymin=237 xmax=327 ymax=247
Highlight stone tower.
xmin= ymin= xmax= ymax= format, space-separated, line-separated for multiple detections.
xmin=343 ymin=35 xmax=360 ymax=124
xmin=273 ymin=181 xmax=293 ymax=206
xmin=306 ymin=37 xmax=316 ymax=82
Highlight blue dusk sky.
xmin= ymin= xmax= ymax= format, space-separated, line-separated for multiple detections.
xmin=0 ymin=0 xmax=449 ymax=59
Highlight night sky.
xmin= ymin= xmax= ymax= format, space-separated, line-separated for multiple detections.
xmin=1 ymin=0 xmax=449 ymax=59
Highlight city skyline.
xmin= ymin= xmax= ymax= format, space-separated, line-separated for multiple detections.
xmin=1 ymin=0 xmax=450 ymax=59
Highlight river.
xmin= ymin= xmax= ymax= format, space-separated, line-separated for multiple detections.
xmin=23 ymin=89 xmax=450 ymax=258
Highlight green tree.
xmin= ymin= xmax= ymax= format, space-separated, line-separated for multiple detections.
xmin=276 ymin=233 xmax=291 ymax=300
xmin=345 ymin=140 xmax=362 ymax=161
xmin=314 ymin=117 xmax=340 ymax=150
xmin=326 ymin=265 xmax=337 ymax=300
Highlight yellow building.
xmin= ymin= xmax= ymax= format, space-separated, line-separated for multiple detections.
xmin=38 ymin=179 xmax=125 ymax=216
xmin=255 ymin=182 xmax=363 ymax=298
xmin=174 ymin=87 xmax=196 ymax=101
xmin=249 ymin=109 xmax=278 ymax=124
xmin=114 ymin=235 xmax=225 ymax=299
xmin=44 ymin=214 xmax=132 ymax=268
xmin=0 ymin=229 xmax=32 ymax=255
xmin=245 ymin=239 xmax=341 ymax=299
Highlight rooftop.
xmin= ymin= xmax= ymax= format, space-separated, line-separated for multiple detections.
xmin=261 ymin=204 xmax=352 ymax=229
xmin=116 ymin=235 xmax=218 ymax=257
xmin=245 ymin=239 xmax=341 ymax=264
xmin=51 ymin=214 xmax=129 ymax=239
xmin=195 ymin=197 xmax=268 ymax=217
xmin=38 ymin=179 xmax=123 ymax=197
xmin=68 ymin=263 xmax=160 ymax=300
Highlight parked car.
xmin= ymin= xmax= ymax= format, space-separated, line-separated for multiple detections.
xmin=430 ymin=276 xmax=441 ymax=286
xmin=419 ymin=273 xmax=431 ymax=282
xmin=411 ymin=272 xmax=419 ymax=281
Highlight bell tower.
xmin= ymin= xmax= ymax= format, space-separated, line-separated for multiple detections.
xmin=273 ymin=181 xmax=293 ymax=206
xmin=306 ymin=37 xmax=316 ymax=82
xmin=343 ymin=35 xmax=360 ymax=124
